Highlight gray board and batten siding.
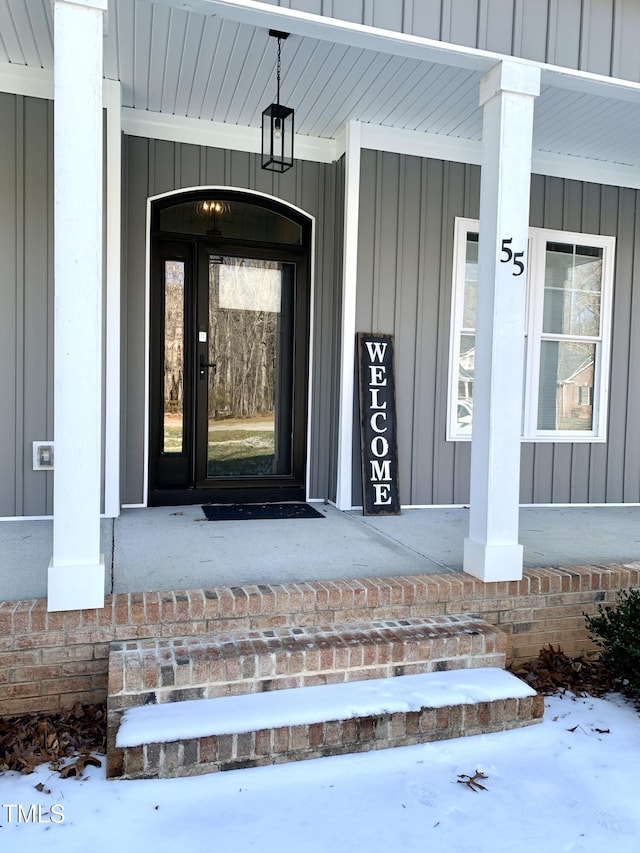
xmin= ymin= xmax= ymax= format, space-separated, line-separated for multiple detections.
xmin=261 ymin=0 xmax=640 ymax=83
xmin=121 ymin=136 xmax=344 ymax=506
xmin=2 ymin=97 xmax=640 ymax=515
xmin=0 ymin=94 xmax=54 ymax=518
xmin=355 ymin=149 xmax=640 ymax=507
xmin=0 ymin=94 xmax=112 ymax=520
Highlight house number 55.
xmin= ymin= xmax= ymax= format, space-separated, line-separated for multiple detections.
xmin=500 ymin=238 xmax=525 ymax=276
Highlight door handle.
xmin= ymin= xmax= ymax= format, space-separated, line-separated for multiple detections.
xmin=199 ymin=353 xmax=217 ymax=379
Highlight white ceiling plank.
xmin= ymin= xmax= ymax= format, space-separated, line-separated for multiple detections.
xmin=314 ymin=49 xmax=400 ymax=137
xmin=556 ymin=108 xmax=640 ymax=164
xmin=434 ymin=84 xmax=483 ymax=136
xmin=400 ymin=70 xmax=480 ymax=135
xmin=0 ymin=28 xmax=8 ymax=64
xmin=539 ymin=96 xmax=631 ymax=153
xmin=133 ymin=0 xmax=153 ymax=109
xmin=413 ymin=67 xmax=478 ymax=132
xmin=367 ymin=58 xmax=440 ymax=126
xmin=186 ymin=15 xmax=227 ymax=117
xmin=0 ymin=0 xmax=27 ymax=63
xmin=172 ymin=11 xmax=213 ymax=116
xmin=386 ymin=62 xmax=456 ymax=129
xmin=116 ymin=0 xmax=136 ymax=107
xmin=289 ymin=42 xmax=360 ymax=133
xmin=103 ymin=0 xmax=120 ymax=79
xmin=206 ymin=21 xmax=256 ymax=121
xmin=530 ymin=87 xmax=582 ymax=136
xmin=333 ymin=52 xmax=411 ymax=128
xmin=306 ymin=48 xmax=380 ymax=137
xmin=198 ymin=17 xmax=240 ymax=119
xmin=222 ymin=28 xmax=271 ymax=126
xmin=146 ymin=3 xmax=172 ymax=112
xmin=290 ymin=41 xmax=364 ymax=132
xmin=233 ymin=36 xmax=279 ymax=126
xmin=6 ymin=0 xmax=42 ymax=66
xmin=284 ymin=38 xmax=346 ymax=125
xmin=159 ymin=7 xmax=190 ymax=113
xmin=24 ymin=0 xmax=53 ymax=68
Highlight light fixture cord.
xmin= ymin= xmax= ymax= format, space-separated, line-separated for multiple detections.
xmin=276 ymin=37 xmax=281 ymax=107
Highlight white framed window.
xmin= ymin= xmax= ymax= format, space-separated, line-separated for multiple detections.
xmin=447 ymin=218 xmax=615 ymax=442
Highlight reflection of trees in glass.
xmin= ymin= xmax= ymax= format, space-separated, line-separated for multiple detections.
xmin=208 ymin=259 xmax=280 ymax=420
xmin=163 ymin=261 xmax=185 ymax=414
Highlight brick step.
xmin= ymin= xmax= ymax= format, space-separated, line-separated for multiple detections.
xmin=109 ymin=668 xmax=543 ymax=779
xmin=107 ymin=616 xmax=510 ymax=778
xmin=108 ymin=615 xmax=506 ymax=709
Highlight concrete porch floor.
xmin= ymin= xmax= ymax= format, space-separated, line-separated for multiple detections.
xmin=2 ymin=504 xmax=640 ymax=603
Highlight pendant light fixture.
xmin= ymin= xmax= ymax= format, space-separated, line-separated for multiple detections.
xmin=261 ymin=30 xmax=294 ymax=172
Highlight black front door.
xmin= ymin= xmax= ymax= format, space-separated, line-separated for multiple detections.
xmin=148 ymin=194 xmax=310 ymax=506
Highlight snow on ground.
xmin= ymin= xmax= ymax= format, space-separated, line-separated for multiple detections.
xmin=1 ymin=692 xmax=639 ymax=853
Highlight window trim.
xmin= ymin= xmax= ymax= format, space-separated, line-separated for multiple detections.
xmin=447 ymin=218 xmax=615 ymax=443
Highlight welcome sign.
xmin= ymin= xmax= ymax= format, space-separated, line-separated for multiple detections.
xmin=357 ymin=332 xmax=400 ymax=515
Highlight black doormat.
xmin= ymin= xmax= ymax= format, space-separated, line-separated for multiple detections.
xmin=201 ymin=503 xmax=325 ymax=521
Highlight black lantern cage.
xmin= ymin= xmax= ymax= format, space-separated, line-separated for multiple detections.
xmin=261 ymin=30 xmax=294 ymax=173
xmin=262 ymin=102 xmax=294 ymax=172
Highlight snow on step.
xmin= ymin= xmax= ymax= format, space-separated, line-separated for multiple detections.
xmin=116 ymin=667 xmax=535 ymax=748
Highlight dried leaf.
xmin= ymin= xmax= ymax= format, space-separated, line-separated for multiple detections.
xmin=59 ymin=753 xmax=102 ymax=779
xmin=457 ymin=770 xmax=488 ymax=792
xmin=0 ymin=704 xmax=105 ymax=777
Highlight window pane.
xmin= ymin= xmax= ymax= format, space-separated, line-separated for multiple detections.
xmin=462 ymin=233 xmax=478 ymax=329
xmin=163 ymin=260 xmax=185 ymax=454
xmin=543 ymin=243 xmax=602 ymax=336
xmin=537 ymin=340 xmax=595 ymax=431
xmin=456 ymin=333 xmax=475 ymax=433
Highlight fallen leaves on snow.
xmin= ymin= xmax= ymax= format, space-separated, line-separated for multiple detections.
xmin=457 ymin=770 xmax=488 ymax=792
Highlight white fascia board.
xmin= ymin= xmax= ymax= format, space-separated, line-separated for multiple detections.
xmin=360 ymin=125 xmax=483 ymax=166
xmin=0 ymin=63 xmax=122 ymax=108
xmin=531 ymin=150 xmax=640 ymax=190
xmin=0 ymin=63 xmax=53 ymax=99
xmin=121 ymin=107 xmax=338 ymax=163
xmin=360 ymin=125 xmax=640 ymax=189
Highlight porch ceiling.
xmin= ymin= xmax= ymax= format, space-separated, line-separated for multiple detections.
xmin=1 ymin=0 xmax=640 ymax=169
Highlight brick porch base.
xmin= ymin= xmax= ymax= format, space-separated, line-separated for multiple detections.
xmin=1 ymin=564 xmax=638 ymax=717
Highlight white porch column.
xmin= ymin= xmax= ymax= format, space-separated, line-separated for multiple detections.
xmin=335 ymin=120 xmax=362 ymax=511
xmin=48 ymin=0 xmax=107 ymax=611
xmin=463 ymin=60 xmax=540 ymax=583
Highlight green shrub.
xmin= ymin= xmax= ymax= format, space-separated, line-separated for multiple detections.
xmin=584 ymin=588 xmax=640 ymax=695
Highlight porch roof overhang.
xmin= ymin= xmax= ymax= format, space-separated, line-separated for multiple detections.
xmin=2 ymin=0 xmax=640 ymax=185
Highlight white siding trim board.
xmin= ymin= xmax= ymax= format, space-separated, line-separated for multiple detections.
xmin=335 ymin=120 xmax=361 ymax=511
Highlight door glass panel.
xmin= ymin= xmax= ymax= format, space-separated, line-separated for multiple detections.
xmin=206 ymin=256 xmax=294 ymax=478
xmin=163 ymin=260 xmax=185 ymax=454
